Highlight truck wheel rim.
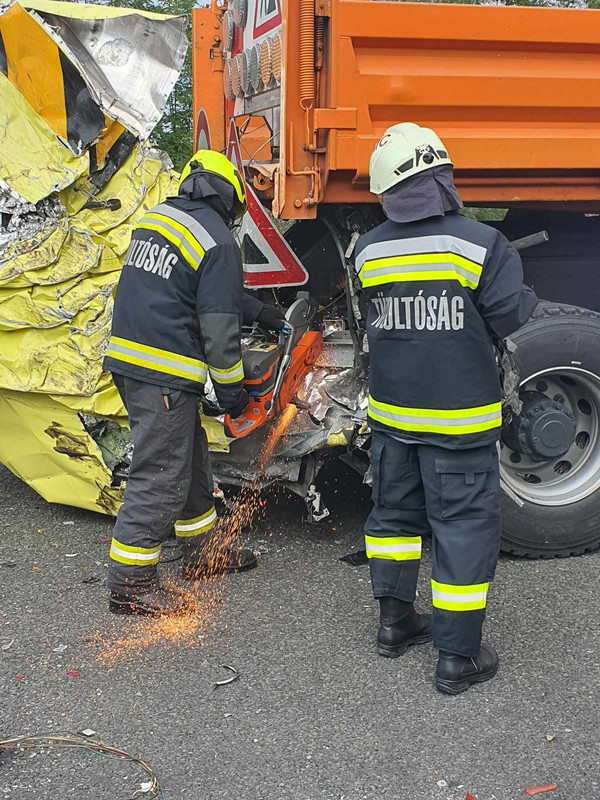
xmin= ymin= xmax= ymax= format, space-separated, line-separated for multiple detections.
xmin=500 ymin=366 xmax=600 ymax=506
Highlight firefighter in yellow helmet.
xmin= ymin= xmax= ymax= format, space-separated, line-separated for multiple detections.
xmin=104 ymin=150 xmax=285 ymax=616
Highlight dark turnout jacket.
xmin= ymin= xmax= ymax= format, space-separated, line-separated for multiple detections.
xmin=355 ymin=212 xmax=539 ymax=448
xmin=104 ymin=195 xmax=261 ymax=409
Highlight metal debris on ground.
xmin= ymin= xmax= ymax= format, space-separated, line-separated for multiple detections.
xmin=525 ymin=784 xmax=558 ymax=796
xmin=0 ymin=734 xmax=164 ymax=799
xmin=214 ymin=664 xmax=240 ymax=689
xmin=1 ymin=639 xmax=14 ymax=650
xmin=52 ymin=644 xmax=68 ymax=653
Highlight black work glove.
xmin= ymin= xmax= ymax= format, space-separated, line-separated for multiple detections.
xmin=256 ymin=303 xmax=286 ymax=331
xmin=227 ymin=389 xmax=250 ymax=419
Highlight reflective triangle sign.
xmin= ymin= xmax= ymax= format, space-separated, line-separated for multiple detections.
xmin=253 ymin=0 xmax=282 ymax=37
xmin=226 ymin=120 xmax=309 ymax=289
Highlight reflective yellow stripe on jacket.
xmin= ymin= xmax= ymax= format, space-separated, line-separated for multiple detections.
xmin=368 ymin=395 xmax=502 ymax=436
xmin=356 ymin=234 xmax=487 ymax=291
xmin=105 ymin=336 xmax=207 ymax=383
xmin=365 ymin=535 xmax=422 ymax=561
xmin=359 ymin=253 xmax=483 ymax=290
xmin=109 ymin=538 xmax=161 ymax=566
xmin=209 ymin=359 xmax=244 ymax=385
xmin=431 ymin=580 xmax=489 ymax=611
xmin=135 ymin=203 xmax=217 ymax=272
xmin=175 ymin=506 xmax=217 ymax=538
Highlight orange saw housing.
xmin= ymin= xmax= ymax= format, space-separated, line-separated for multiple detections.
xmin=224 ymin=331 xmax=323 ymax=439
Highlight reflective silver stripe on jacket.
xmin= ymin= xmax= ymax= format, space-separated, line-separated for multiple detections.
xmin=361 ymin=260 xmax=481 ymax=286
xmin=369 ymin=403 xmax=501 ymax=429
xmin=151 ymin=203 xmax=217 ymax=253
xmin=355 ymin=234 xmax=487 ymax=273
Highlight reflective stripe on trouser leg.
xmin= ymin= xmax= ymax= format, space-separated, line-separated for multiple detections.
xmin=365 ymin=535 xmax=422 ymax=561
xmin=109 ymin=540 xmax=162 ymax=566
xmin=365 ymin=432 xmax=428 ymax=602
xmin=175 ymin=506 xmax=217 ymax=537
xmin=431 ymin=580 xmax=489 ymax=611
xmin=106 ymin=378 xmax=199 ymax=593
xmin=416 ymin=442 xmax=501 ymax=657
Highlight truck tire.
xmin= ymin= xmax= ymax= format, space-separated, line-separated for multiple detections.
xmin=500 ymin=301 xmax=600 ymax=557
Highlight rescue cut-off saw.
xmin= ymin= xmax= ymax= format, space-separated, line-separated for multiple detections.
xmin=224 ymin=293 xmax=323 ymax=439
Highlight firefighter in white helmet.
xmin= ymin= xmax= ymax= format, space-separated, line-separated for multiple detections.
xmin=356 ymin=123 xmax=539 ymax=694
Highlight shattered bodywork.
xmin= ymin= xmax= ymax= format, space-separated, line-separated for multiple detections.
xmin=0 ymin=0 xmax=184 ymax=514
xmin=0 ymin=0 xmax=367 ymax=516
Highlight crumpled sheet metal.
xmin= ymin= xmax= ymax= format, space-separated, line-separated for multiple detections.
xmin=0 ymin=388 xmax=125 ymax=515
xmin=0 ymin=2 xmax=186 ymax=514
xmin=0 ymin=72 xmax=91 ymax=205
xmin=0 ymin=0 xmax=186 ymax=206
xmin=0 ymin=143 xmax=179 ymax=396
xmin=24 ymin=0 xmax=187 ymax=141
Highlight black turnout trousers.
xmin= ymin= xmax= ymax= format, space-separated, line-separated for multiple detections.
xmin=107 ymin=375 xmax=217 ymax=594
xmin=365 ymin=430 xmax=502 ymax=656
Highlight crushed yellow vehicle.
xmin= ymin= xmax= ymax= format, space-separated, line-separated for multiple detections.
xmin=0 ymin=0 xmax=185 ymax=514
xmin=0 ymin=0 xmax=364 ymax=519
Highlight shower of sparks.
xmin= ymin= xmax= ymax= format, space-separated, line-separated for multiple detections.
xmin=95 ymin=403 xmax=300 ymax=663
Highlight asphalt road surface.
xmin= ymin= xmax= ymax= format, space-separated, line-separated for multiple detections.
xmin=1 ymin=461 xmax=599 ymax=800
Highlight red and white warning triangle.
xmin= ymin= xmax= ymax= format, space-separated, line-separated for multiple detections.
xmin=226 ymin=120 xmax=308 ymax=289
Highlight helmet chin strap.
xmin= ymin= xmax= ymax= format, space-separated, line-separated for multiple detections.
xmin=179 ymin=172 xmax=237 ymax=224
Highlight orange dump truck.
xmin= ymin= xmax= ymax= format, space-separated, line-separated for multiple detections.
xmin=192 ymin=0 xmax=600 ymax=557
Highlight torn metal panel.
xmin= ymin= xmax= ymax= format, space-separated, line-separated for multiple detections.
xmin=0 ymin=388 xmax=122 ymax=514
xmin=0 ymin=2 xmax=104 ymax=154
xmin=0 ymin=227 xmax=101 ymax=292
xmin=24 ymin=0 xmax=188 ymax=141
xmin=0 ymin=71 xmax=90 ymax=204
xmin=0 ymin=144 xmax=178 ymax=396
xmin=0 ymin=1 xmax=187 ymax=514
xmin=324 ymin=367 xmax=368 ymax=416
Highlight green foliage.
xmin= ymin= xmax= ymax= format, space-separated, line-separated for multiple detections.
xmin=98 ymin=0 xmax=195 ymax=172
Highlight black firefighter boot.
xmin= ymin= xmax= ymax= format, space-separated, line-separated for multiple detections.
xmin=109 ymin=584 xmax=196 ymax=617
xmin=435 ymin=644 xmax=499 ymax=695
xmin=377 ymin=596 xmax=432 ymax=658
xmin=182 ymin=544 xmax=257 ymax=579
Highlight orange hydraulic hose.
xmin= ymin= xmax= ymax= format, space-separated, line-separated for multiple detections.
xmin=299 ymin=0 xmax=315 ymax=109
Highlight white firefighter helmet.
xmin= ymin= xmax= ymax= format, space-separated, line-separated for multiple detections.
xmin=369 ymin=122 xmax=453 ymax=195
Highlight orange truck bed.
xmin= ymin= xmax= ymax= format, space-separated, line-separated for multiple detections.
xmin=193 ymin=0 xmax=600 ymax=217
